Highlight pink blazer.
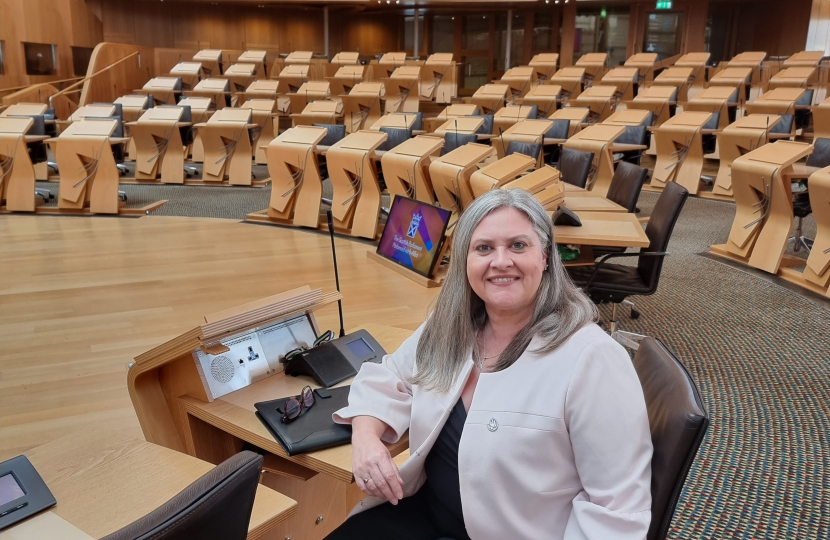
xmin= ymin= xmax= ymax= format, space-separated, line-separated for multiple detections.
xmin=334 ymin=323 xmax=653 ymax=539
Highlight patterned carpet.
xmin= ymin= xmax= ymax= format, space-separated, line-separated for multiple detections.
xmin=32 ymin=167 xmax=829 ymax=539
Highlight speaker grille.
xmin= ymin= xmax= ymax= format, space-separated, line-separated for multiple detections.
xmin=210 ymin=355 xmax=235 ymax=384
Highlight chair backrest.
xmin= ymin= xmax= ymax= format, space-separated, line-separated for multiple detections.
xmin=410 ymin=111 xmax=423 ymax=131
xmin=795 ymin=89 xmax=814 ymax=108
xmin=616 ymin=125 xmax=648 ymax=146
xmin=726 ymin=88 xmax=739 ymax=105
xmin=806 ymin=137 xmax=830 ymax=168
xmin=769 ymin=114 xmax=794 ymax=135
xmin=557 ymin=147 xmax=594 ymax=188
xmin=314 ymin=123 xmax=346 ymax=146
xmin=442 ymin=132 xmax=479 ymax=155
xmin=475 ymin=114 xmax=494 ymax=135
xmin=505 ymin=140 xmax=542 ymax=160
xmin=545 ymin=119 xmax=570 ymax=140
xmin=638 ymin=182 xmax=688 ymax=289
xmin=701 ymin=112 xmax=720 ymax=131
xmin=100 ymin=451 xmax=263 ymax=540
xmin=606 ymin=161 xmax=647 ymax=212
xmin=632 ymin=337 xmax=709 ymax=540
xmin=640 ymin=111 xmax=655 ymax=127
xmin=378 ymin=127 xmax=412 ymax=151
xmin=526 ymin=104 xmax=539 ymax=119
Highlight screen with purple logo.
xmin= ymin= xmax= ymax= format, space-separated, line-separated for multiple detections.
xmin=376 ymin=196 xmax=451 ymax=277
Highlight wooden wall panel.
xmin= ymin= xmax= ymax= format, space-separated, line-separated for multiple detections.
xmin=211 ymin=5 xmax=247 ymax=51
xmin=341 ymin=13 xmax=399 ymax=58
xmin=101 ymin=0 xmax=137 ymax=45
xmin=752 ymin=0 xmax=813 ymax=57
xmin=1 ymin=0 xmax=104 ymax=89
xmin=133 ymin=2 xmax=175 ymax=49
xmin=560 ymin=2 xmax=577 ymax=67
xmin=244 ymin=16 xmax=281 ymax=50
xmin=279 ymin=9 xmax=326 ymax=54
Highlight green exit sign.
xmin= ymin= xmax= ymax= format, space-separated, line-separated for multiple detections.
xmin=656 ymin=1 xmax=673 ymax=8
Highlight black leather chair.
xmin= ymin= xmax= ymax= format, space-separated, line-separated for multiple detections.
xmin=544 ymin=119 xmax=570 ymax=165
xmin=314 ymin=124 xmax=347 ymax=147
xmin=475 ymin=114 xmax=494 ymax=135
xmin=632 ymin=337 xmax=709 ymax=540
xmin=378 ymin=127 xmax=412 ymax=151
xmin=8 ymin=114 xmax=54 ymax=201
xmin=592 ymin=162 xmax=648 ymax=260
xmin=785 ymin=137 xmax=830 ymax=252
xmin=410 ymin=111 xmax=424 ymax=131
xmin=314 ymin=124 xmax=347 ymax=180
xmin=557 ymin=147 xmax=594 ymax=188
xmin=101 ymin=451 xmax=263 ymax=540
xmin=700 ymin=112 xmax=720 ymax=155
xmin=505 ymin=140 xmax=542 ymax=161
xmin=769 ymin=114 xmax=795 ymax=138
xmin=441 ymin=132 xmax=478 ymax=156
xmin=616 ymin=125 xmax=649 ymax=165
xmin=566 ymin=182 xmax=689 ymax=335
xmin=795 ymin=89 xmax=814 ymax=130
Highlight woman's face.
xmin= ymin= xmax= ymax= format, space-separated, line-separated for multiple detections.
xmin=466 ymin=207 xmax=547 ymax=317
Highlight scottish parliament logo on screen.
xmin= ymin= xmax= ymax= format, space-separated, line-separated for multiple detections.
xmin=377 ymin=197 xmax=450 ymax=276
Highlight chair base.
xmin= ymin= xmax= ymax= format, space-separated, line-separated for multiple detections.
xmin=607 ymin=302 xmax=646 ymax=350
xmin=789 ymin=215 xmax=813 ymax=253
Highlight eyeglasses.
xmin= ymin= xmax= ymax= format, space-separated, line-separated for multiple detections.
xmin=280 ymin=386 xmax=316 ymax=424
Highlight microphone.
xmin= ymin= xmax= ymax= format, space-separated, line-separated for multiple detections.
xmin=326 ymin=210 xmax=346 ymax=338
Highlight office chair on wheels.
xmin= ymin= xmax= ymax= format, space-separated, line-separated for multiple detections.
xmin=788 ymin=137 xmax=830 ymax=252
xmin=566 ymin=182 xmax=689 ymax=350
xmin=101 ymin=451 xmax=263 ymax=540
xmin=592 ymin=162 xmax=648 ymax=259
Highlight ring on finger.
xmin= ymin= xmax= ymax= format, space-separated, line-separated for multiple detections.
xmin=363 ymin=477 xmax=371 ymax=484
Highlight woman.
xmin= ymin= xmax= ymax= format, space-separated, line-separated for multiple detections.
xmin=327 ymin=189 xmax=652 ymax=540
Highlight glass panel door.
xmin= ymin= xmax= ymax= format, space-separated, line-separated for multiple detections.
xmin=643 ymin=12 xmax=684 ymax=61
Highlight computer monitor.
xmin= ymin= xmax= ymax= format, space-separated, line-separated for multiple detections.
xmin=376 ymin=195 xmax=451 ymax=278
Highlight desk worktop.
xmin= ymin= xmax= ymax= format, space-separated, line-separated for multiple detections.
xmin=553 ymin=211 xmax=650 ymax=248
xmin=5 ymin=430 xmax=296 ymax=540
xmin=181 ymin=323 xmax=414 ymax=484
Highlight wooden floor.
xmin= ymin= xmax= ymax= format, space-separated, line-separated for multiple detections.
xmin=0 ymin=215 xmax=439 ymax=460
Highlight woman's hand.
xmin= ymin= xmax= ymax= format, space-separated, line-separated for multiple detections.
xmin=351 ymin=416 xmax=404 ymax=505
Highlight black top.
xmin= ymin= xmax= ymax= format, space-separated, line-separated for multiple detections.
xmin=423 ymin=399 xmax=469 ymax=538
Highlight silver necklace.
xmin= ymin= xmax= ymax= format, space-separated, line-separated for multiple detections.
xmin=476 ymin=333 xmax=505 ymax=371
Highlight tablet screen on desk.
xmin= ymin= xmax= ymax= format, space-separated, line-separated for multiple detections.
xmin=0 ymin=474 xmax=25 ymax=506
xmin=376 ymin=195 xmax=451 ymax=278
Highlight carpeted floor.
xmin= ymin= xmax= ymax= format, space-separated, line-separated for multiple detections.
xmin=32 ymin=167 xmax=829 ymax=539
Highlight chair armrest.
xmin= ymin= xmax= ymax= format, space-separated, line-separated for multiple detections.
xmin=582 ymin=251 xmax=668 ymax=290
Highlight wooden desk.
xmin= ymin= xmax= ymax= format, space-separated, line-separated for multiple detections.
xmin=420 ymin=53 xmax=457 ymax=104
xmin=713 ymin=114 xmax=781 ymax=198
xmin=549 ymin=107 xmax=590 ymax=137
xmin=575 ymin=52 xmax=608 ymax=84
xmin=516 ymin=84 xmax=562 ymax=118
xmin=384 ymin=66 xmax=421 ymax=114
xmin=563 ymin=124 xmax=624 ymax=197
xmin=573 ymin=85 xmax=617 ymax=123
xmin=423 ymin=103 xmax=479 ymax=133
xmin=0 ymin=102 xmax=48 ymax=117
xmin=811 ymin=96 xmax=830 ymax=142
xmin=626 ymin=86 xmax=677 ymax=128
xmin=131 ymin=320 xmax=412 ymax=540
xmin=492 ymin=105 xmax=536 ymax=135
xmin=500 ymin=66 xmax=537 ymax=101
xmin=711 ymin=140 xmax=813 ymax=274
xmin=188 ymin=79 xmax=232 ymax=110
xmin=380 ymin=135 xmax=444 ymax=205
xmin=4 ymin=430 xmax=295 ymax=540
xmin=168 ymin=61 xmax=202 ymax=91
xmin=674 ymin=52 xmax=711 ymax=88
xmin=0 ymin=116 xmax=40 ymax=212
xmin=652 ymin=67 xmax=693 ymax=103
xmin=528 ymin=53 xmax=559 ymax=84
xmin=551 ymin=211 xmax=649 ymax=248
xmin=327 ymin=66 xmax=367 ymax=98
xmin=193 ymin=49 xmax=223 ymax=78
xmin=624 ymin=52 xmax=658 ymax=84
xmin=469 ymin=84 xmax=509 ymax=115
xmin=341 ymin=83 xmax=385 ymax=133
xmin=562 ymin=193 xmax=627 ymax=213
xmin=651 ymin=111 xmax=712 ymax=195
xmin=549 ymin=67 xmax=586 ymax=102
xmin=768 ymin=67 xmax=815 ymax=90
xmin=601 ymin=67 xmax=639 ymax=102
xmin=684 ymin=86 xmax=738 ymax=131
xmin=709 ymin=67 xmax=753 ymax=102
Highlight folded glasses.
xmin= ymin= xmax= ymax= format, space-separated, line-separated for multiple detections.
xmin=279 ymin=386 xmax=316 ymax=424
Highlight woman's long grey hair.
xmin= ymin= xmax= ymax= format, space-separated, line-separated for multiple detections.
xmin=411 ymin=189 xmax=597 ymax=393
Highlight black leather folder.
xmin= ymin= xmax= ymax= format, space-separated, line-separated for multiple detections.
xmin=254 ymin=386 xmax=352 ymax=456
